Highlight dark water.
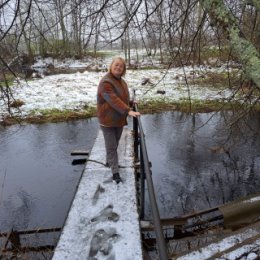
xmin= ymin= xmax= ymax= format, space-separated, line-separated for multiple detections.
xmin=0 ymin=111 xmax=259 ymax=233
xmin=0 ymin=119 xmax=98 ymax=232
xmin=141 ymin=111 xmax=260 ymax=218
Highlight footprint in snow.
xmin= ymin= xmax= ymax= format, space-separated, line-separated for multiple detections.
xmin=88 ymin=227 xmax=119 ymax=260
xmin=90 ymin=205 xmax=119 ymax=223
xmin=92 ymin=184 xmax=105 ymax=205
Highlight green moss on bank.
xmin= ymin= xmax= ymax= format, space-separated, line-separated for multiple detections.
xmin=190 ymin=70 xmax=241 ymax=88
xmin=137 ymin=99 xmax=260 ymax=114
xmin=2 ymin=107 xmax=96 ymax=126
xmin=1 ymin=100 xmax=259 ymax=126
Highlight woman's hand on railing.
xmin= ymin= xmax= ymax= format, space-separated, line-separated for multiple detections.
xmin=128 ymin=110 xmax=140 ymax=117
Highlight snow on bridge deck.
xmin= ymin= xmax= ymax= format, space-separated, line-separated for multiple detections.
xmin=52 ymin=128 xmax=143 ymax=260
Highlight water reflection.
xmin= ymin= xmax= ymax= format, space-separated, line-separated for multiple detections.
xmin=141 ymin=111 xmax=260 ymax=218
xmin=2 ymin=189 xmax=35 ymax=230
xmin=0 ymin=111 xmax=259 ymax=231
xmin=0 ymin=119 xmax=98 ymax=232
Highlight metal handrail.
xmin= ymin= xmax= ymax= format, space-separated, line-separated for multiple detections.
xmin=132 ymin=91 xmax=168 ymax=260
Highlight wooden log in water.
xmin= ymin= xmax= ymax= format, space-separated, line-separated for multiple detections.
xmin=72 ymin=159 xmax=87 ymax=165
xmin=70 ymin=150 xmax=89 ymax=156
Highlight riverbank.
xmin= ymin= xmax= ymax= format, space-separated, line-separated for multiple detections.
xmin=2 ymin=99 xmax=259 ymax=126
xmin=1 ymin=60 xmax=259 ymax=126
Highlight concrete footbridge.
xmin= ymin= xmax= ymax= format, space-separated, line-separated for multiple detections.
xmin=52 ymin=128 xmax=143 ymax=260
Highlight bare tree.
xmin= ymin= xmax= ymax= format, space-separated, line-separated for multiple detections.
xmin=0 ymin=0 xmax=259 ymax=122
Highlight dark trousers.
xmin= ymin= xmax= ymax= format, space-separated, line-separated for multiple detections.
xmin=100 ymin=126 xmax=123 ymax=174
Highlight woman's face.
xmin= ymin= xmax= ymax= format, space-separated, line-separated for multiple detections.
xmin=111 ymin=59 xmax=125 ymax=78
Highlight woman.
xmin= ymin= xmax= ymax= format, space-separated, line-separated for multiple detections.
xmin=97 ymin=57 xmax=140 ymax=184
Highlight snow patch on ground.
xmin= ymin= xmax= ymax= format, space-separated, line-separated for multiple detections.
xmin=0 ymin=64 xmax=234 ymax=121
xmin=176 ymin=229 xmax=259 ymax=260
xmin=243 ymin=196 xmax=260 ymax=204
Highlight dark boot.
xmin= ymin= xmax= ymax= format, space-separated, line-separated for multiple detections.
xmin=113 ymin=173 xmax=122 ymax=184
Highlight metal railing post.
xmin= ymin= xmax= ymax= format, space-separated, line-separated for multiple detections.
xmin=140 ymin=144 xmax=145 ymax=220
xmin=132 ymin=89 xmax=145 ymax=219
xmin=133 ymin=117 xmax=139 ymax=161
xmin=132 ymin=90 xmax=139 ymax=161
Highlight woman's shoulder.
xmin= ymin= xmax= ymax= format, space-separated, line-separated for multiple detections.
xmin=99 ymin=73 xmax=127 ymax=89
xmin=101 ymin=72 xmax=119 ymax=83
xmin=100 ymin=72 xmax=110 ymax=80
xmin=101 ymin=73 xmax=122 ymax=84
xmin=98 ymin=73 xmax=110 ymax=86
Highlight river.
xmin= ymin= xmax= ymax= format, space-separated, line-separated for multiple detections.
xmin=141 ymin=111 xmax=260 ymax=218
xmin=0 ymin=111 xmax=259 ymax=235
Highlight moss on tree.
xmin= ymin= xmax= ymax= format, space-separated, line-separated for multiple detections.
xmin=200 ymin=0 xmax=260 ymax=87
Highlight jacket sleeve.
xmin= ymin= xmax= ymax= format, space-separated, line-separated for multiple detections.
xmin=100 ymin=82 xmax=130 ymax=115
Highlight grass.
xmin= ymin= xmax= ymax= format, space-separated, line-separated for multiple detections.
xmin=188 ymin=70 xmax=260 ymax=99
xmin=189 ymin=70 xmax=241 ymax=89
xmin=200 ymin=46 xmax=232 ymax=61
xmin=137 ymin=99 xmax=253 ymax=114
xmin=10 ymin=99 xmax=25 ymax=108
xmin=85 ymin=50 xmax=116 ymax=58
xmin=2 ymin=99 xmax=259 ymax=126
xmin=2 ymin=107 xmax=96 ymax=126
xmin=0 ymin=75 xmax=17 ymax=87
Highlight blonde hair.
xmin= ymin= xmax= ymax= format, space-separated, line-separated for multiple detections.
xmin=108 ymin=57 xmax=126 ymax=76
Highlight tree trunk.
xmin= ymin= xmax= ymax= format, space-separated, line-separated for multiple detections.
xmin=200 ymin=0 xmax=260 ymax=87
xmin=54 ymin=0 xmax=68 ymax=54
